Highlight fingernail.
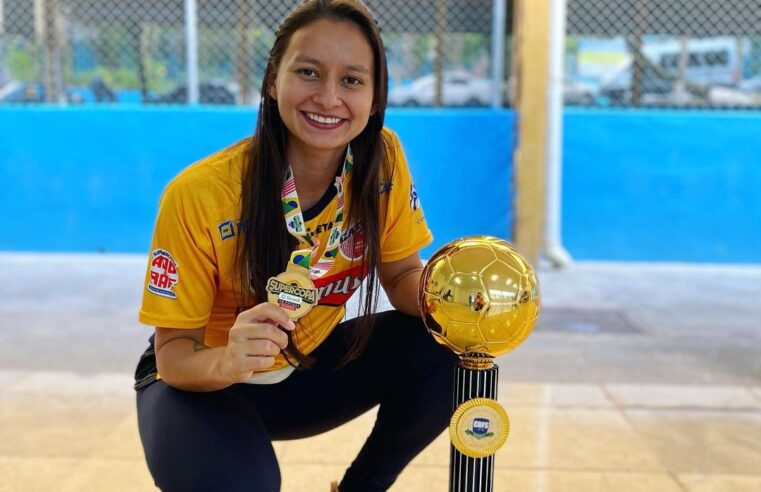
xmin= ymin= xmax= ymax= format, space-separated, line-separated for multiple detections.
xmin=288 ymin=320 xmax=296 ymax=330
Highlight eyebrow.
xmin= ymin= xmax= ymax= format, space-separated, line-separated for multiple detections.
xmin=294 ymin=54 xmax=370 ymax=74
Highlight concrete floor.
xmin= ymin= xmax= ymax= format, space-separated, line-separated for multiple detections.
xmin=1 ymin=253 xmax=760 ymax=491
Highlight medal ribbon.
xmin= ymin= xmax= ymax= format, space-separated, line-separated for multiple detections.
xmin=281 ymin=145 xmax=353 ymax=279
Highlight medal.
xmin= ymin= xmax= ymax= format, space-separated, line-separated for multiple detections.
xmin=266 ymin=265 xmax=318 ymax=321
xmin=267 ymin=146 xmax=353 ymax=321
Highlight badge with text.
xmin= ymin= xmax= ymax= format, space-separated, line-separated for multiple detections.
xmin=266 ymin=266 xmax=318 ymax=321
xmin=449 ymin=398 xmax=510 ymax=458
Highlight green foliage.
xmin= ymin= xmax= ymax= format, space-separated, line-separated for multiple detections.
xmin=566 ymin=36 xmax=580 ymax=54
xmin=71 ymin=66 xmax=141 ymax=88
xmin=197 ymin=26 xmax=273 ymax=88
xmin=4 ymin=44 xmax=40 ymax=81
xmin=465 ymin=429 xmax=495 ymax=440
xmin=460 ymin=33 xmax=489 ymax=64
xmin=751 ymin=38 xmax=761 ymax=74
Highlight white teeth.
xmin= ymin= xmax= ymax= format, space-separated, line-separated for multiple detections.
xmin=306 ymin=112 xmax=341 ymax=124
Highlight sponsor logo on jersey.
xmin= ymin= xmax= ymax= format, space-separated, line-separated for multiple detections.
xmin=218 ymin=220 xmax=236 ymax=240
xmin=147 ymin=249 xmax=179 ymax=299
xmin=311 ymin=221 xmax=334 ymax=234
xmin=339 ymin=222 xmax=364 ymax=261
xmin=315 ymin=264 xmax=367 ymax=306
xmin=409 ymin=183 xmax=420 ymax=211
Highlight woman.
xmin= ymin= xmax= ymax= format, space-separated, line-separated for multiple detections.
xmin=135 ymin=1 xmax=456 ymax=490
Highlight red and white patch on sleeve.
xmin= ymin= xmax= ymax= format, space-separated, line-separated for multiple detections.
xmin=339 ymin=222 xmax=365 ymax=261
xmin=147 ymin=249 xmax=179 ymax=299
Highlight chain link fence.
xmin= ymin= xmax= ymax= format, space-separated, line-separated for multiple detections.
xmin=3 ymin=1 xmax=760 ymax=109
xmin=0 ymin=0 xmax=508 ymax=106
xmin=565 ymin=0 xmax=761 ymax=108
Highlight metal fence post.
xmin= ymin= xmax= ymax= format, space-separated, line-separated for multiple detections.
xmin=184 ymin=0 xmax=199 ymax=104
xmin=491 ymin=0 xmax=506 ymax=108
xmin=434 ymin=0 xmax=447 ymax=107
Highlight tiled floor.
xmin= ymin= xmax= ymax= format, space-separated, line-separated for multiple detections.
xmin=2 ymin=370 xmax=760 ymax=492
xmin=2 ymin=256 xmax=761 ymax=491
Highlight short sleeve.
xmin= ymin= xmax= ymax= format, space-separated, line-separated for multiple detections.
xmin=139 ymin=178 xmax=218 ymax=328
xmin=380 ymin=130 xmax=434 ymax=263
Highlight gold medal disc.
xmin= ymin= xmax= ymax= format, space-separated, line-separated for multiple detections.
xmin=449 ymin=398 xmax=510 ymax=458
xmin=266 ymin=270 xmax=318 ymax=321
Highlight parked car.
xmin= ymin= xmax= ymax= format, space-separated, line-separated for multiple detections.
xmin=0 ymin=80 xmax=85 ymax=104
xmin=737 ymin=74 xmax=761 ymax=93
xmin=90 ymin=76 xmax=117 ymax=103
xmin=503 ymin=76 xmax=599 ymax=106
xmin=0 ymin=81 xmax=44 ymax=103
xmin=145 ymin=80 xmax=261 ymax=106
xmin=146 ymin=81 xmax=238 ymax=105
xmin=708 ymin=86 xmax=755 ymax=106
xmin=563 ymin=77 xmax=598 ymax=105
xmin=388 ymin=72 xmax=494 ymax=107
xmin=598 ymin=62 xmax=711 ymax=106
xmin=599 ymin=63 xmax=675 ymax=104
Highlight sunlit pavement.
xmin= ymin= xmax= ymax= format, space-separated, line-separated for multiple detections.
xmin=1 ymin=254 xmax=760 ymax=491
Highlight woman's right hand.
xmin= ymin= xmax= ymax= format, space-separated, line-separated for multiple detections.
xmin=218 ymin=302 xmax=296 ymax=384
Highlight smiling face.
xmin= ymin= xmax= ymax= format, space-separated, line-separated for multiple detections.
xmin=269 ymin=18 xmax=376 ymax=162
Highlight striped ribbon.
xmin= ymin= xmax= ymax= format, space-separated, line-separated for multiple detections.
xmin=281 ymin=145 xmax=353 ymax=280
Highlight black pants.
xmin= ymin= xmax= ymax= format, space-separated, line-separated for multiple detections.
xmin=136 ymin=310 xmax=457 ymax=492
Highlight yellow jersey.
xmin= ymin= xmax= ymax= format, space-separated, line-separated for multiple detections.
xmin=139 ymin=128 xmax=432 ymax=372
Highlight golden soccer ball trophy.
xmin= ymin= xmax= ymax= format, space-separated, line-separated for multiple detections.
xmin=419 ymin=235 xmax=540 ymax=491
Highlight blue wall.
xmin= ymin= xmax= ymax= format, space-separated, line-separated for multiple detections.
xmin=0 ymin=107 xmax=513 ymax=257
xmin=563 ymin=109 xmax=761 ymax=263
xmin=2 ymin=106 xmax=760 ymax=263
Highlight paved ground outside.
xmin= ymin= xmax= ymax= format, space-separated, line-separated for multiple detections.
xmin=1 ymin=253 xmax=760 ymax=491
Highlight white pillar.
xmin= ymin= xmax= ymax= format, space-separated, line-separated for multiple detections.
xmin=184 ymin=0 xmax=199 ymax=104
xmin=544 ymin=0 xmax=572 ymax=267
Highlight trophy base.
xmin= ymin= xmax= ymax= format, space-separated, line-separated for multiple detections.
xmin=449 ymin=363 xmax=501 ymax=491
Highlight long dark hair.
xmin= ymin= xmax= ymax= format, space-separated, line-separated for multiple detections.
xmin=236 ymin=0 xmax=390 ymax=367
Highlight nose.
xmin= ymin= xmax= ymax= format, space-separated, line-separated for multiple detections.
xmin=313 ymin=79 xmax=341 ymax=109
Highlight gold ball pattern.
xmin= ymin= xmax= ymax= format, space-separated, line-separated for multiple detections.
xmin=418 ymin=235 xmax=541 ymax=357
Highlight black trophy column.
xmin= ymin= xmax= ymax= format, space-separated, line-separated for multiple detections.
xmin=450 ymin=364 xmax=499 ymax=492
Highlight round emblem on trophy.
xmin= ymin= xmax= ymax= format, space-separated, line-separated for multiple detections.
xmin=449 ymin=398 xmax=510 ymax=458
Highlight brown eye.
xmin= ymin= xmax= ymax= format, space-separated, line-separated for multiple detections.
xmin=345 ymin=76 xmax=362 ymax=86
